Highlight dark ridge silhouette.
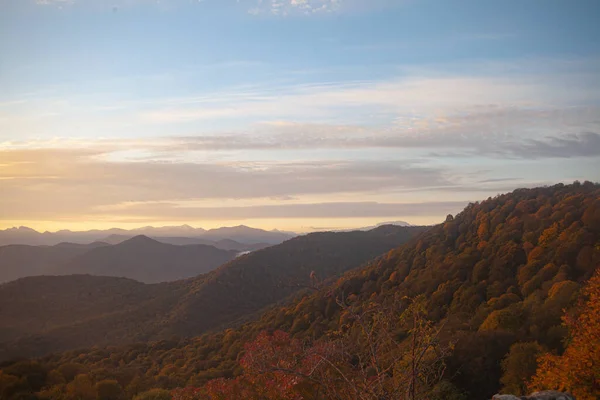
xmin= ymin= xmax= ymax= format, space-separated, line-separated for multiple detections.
xmin=0 ymin=241 xmax=110 ymax=283
xmin=0 ymin=224 xmax=297 ymax=247
xmin=101 ymin=234 xmax=271 ymax=252
xmin=0 ymin=225 xmax=426 ymax=360
xmin=53 ymin=235 xmax=238 ymax=283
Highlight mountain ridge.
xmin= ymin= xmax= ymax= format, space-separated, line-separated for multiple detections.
xmin=0 ymin=236 xmax=238 ymax=284
xmin=0 ymin=224 xmax=296 ymax=246
xmin=0 ymin=241 xmax=110 ymax=284
xmin=0 ymin=225 xmax=427 ymax=360
xmin=101 ymin=233 xmax=272 ymax=252
xmin=52 ymin=235 xmax=239 ymax=284
xmin=2 ymin=182 xmax=595 ymax=400
xmin=0 ymin=222 xmax=418 ymax=247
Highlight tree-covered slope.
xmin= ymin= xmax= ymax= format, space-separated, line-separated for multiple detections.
xmin=53 ymin=236 xmax=238 ymax=284
xmin=0 ymin=275 xmax=184 ymax=359
xmin=0 ymin=242 xmax=108 ymax=283
xmin=0 ymin=226 xmax=425 ymax=362
xmin=4 ymin=182 xmax=596 ymax=400
xmin=257 ymin=181 xmax=599 ymax=398
xmin=161 ymin=224 xmax=428 ymax=337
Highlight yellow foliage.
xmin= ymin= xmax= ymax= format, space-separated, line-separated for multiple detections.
xmin=539 ymin=223 xmax=559 ymax=247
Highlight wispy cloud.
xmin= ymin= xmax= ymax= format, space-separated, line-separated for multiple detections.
xmin=33 ymin=0 xmax=345 ymax=14
xmin=1 ymin=136 xmax=592 ymax=228
xmin=3 ymin=58 xmax=598 ymax=141
xmin=0 ymin=147 xmax=450 ymax=201
xmin=249 ymin=0 xmax=342 ymax=15
xmin=130 ymin=59 xmax=600 ymax=128
xmin=165 ymin=109 xmax=600 ymax=158
xmin=6 ymin=0 xmax=600 ymax=231
xmin=35 ymin=0 xmax=74 ymax=5
xmin=0 ymin=141 xmax=536 ymax=225
xmin=89 ymin=200 xmax=470 ymax=220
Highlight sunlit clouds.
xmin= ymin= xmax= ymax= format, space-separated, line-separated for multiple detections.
xmin=1 ymin=0 xmax=599 ymax=231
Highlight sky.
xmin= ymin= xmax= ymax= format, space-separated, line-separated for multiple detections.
xmin=1 ymin=0 xmax=599 ymax=233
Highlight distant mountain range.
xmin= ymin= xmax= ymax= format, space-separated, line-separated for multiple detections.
xmin=54 ymin=236 xmax=240 ymax=284
xmin=0 ymin=241 xmax=109 ymax=284
xmin=0 ymin=225 xmax=297 ymax=247
xmin=342 ymin=220 xmax=413 ymax=231
xmin=0 ymin=225 xmax=427 ymax=360
xmin=0 ymin=221 xmax=418 ymax=284
xmin=1 ymin=183 xmax=599 ymax=400
xmin=0 ymin=236 xmax=239 ymax=284
xmin=100 ymin=234 xmax=271 ymax=252
xmin=0 ymin=222 xmax=416 ymax=247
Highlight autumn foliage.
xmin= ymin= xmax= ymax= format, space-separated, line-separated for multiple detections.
xmin=173 ymin=296 xmax=457 ymax=400
xmin=0 ymin=182 xmax=598 ymax=400
xmin=529 ymin=269 xmax=600 ymax=399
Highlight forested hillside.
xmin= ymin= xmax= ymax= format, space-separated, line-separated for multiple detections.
xmin=0 ymin=226 xmax=424 ymax=363
xmin=53 ymin=236 xmax=238 ymax=284
xmin=101 ymin=235 xmax=269 ymax=252
xmin=0 ymin=275 xmax=177 ymax=345
xmin=0 ymin=242 xmax=108 ymax=283
xmin=1 ymin=183 xmax=600 ymax=399
xmin=161 ymin=224 xmax=427 ymax=338
xmin=0 ymin=237 xmax=238 ymax=284
xmin=253 ymin=181 xmax=599 ymax=398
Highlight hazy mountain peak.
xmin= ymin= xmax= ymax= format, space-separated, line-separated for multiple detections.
xmin=54 ymin=242 xmax=82 ymax=247
xmin=376 ymin=221 xmax=412 ymax=227
xmin=0 ymin=224 xmax=296 ymax=247
xmin=228 ymin=225 xmax=252 ymax=230
xmin=120 ymin=235 xmax=160 ymax=246
xmin=9 ymin=226 xmax=38 ymax=232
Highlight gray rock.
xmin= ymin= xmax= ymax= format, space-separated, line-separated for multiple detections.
xmin=492 ymin=391 xmax=575 ymax=400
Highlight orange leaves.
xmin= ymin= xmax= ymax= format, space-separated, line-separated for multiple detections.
xmin=539 ymin=223 xmax=560 ymax=247
xmin=478 ymin=218 xmax=491 ymax=242
xmin=527 ymin=246 xmax=545 ymax=262
xmin=193 ymin=296 xmax=454 ymax=400
xmin=529 ymin=270 xmax=600 ymax=400
xmin=172 ymin=386 xmax=204 ymax=400
xmin=237 ymin=331 xmax=307 ymax=400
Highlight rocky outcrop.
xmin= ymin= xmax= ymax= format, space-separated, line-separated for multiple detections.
xmin=492 ymin=391 xmax=575 ymax=400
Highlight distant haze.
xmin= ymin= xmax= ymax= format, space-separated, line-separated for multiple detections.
xmin=0 ymin=224 xmax=296 ymax=247
xmin=0 ymin=221 xmax=418 ymax=246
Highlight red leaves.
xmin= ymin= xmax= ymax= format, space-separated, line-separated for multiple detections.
xmin=172 ymin=386 xmax=203 ymax=400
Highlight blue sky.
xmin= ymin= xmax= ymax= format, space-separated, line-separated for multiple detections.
xmin=1 ymin=0 xmax=599 ymax=232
